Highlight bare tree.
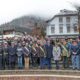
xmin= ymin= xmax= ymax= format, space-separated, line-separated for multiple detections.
xmin=68 ymin=1 xmax=80 ymax=33
xmin=31 ymin=15 xmax=47 ymax=37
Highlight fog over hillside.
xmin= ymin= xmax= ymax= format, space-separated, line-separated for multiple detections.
xmin=0 ymin=15 xmax=48 ymax=33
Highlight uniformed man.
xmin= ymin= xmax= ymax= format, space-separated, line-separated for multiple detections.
xmin=8 ymin=42 xmax=17 ymax=69
xmin=22 ymin=42 xmax=30 ymax=69
xmin=3 ymin=42 xmax=9 ymax=69
xmin=0 ymin=43 xmax=3 ymax=69
xmin=38 ymin=42 xmax=47 ymax=69
xmin=31 ymin=43 xmax=38 ymax=67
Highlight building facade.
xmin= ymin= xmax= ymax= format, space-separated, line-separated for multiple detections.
xmin=46 ymin=9 xmax=79 ymax=39
xmin=0 ymin=25 xmax=31 ymax=39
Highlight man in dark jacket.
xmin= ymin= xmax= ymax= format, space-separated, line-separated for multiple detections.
xmin=31 ymin=43 xmax=38 ymax=67
xmin=38 ymin=43 xmax=47 ymax=69
xmin=71 ymin=40 xmax=80 ymax=70
xmin=0 ymin=43 xmax=3 ymax=70
xmin=3 ymin=42 xmax=9 ymax=69
xmin=45 ymin=40 xmax=53 ymax=69
xmin=8 ymin=42 xmax=17 ymax=69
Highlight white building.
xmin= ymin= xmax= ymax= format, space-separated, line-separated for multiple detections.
xmin=46 ymin=9 xmax=79 ymax=39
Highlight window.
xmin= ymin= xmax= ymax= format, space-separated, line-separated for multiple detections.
xmin=73 ymin=25 xmax=78 ymax=32
xmin=66 ymin=17 xmax=70 ymax=23
xmin=59 ymin=17 xmax=63 ymax=23
xmin=51 ymin=25 xmax=55 ymax=33
xmin=66 ymin=24 xmax=71 ymax=33
xmin=59 ymin=24 xmax=63 ymax=33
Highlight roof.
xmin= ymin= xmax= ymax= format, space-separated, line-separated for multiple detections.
xmin=47 ymin=9 xmax=78 ymax=23
xmin=0 ymin=25 xmax=32 ymax=33
xmin=56 ymin=9 xmax=77 ymax=16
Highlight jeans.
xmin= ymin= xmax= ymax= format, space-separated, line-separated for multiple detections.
xmin=46 ymin=58 xmax=51 ymax=69
xmin=18 ymin=56 xmax=23 ymax=69
xmin=40 ymin=57 xmax=45 ymax=69
xmin=72 ymin=55 xmax=80 ymax=69
xmin=55 ymin=60 xmax=59 ymax=69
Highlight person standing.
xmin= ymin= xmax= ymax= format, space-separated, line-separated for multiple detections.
xmin=77 ymin=37 xmax=80 ymax=69
xmin=31 ymin=43 xmax=38 ymax=67
xmin=22 ymin=42 xmax=30 ymax=69
xmin=37 ymin=43 xmax=47 ymax=69
xmin=53 ymin=43 xmax=61 ymax=69
xmin=3 ymin=42 xmax=9 ymax=69
xmin=45 ymin=40 xmax=53 ymax=69
xmin=71 ymin=40 xmax=80 ymax=70
xmin=16 ymin=43 xmax=24 ymax=69
xmin=61 ymin=40 xmax=70 ymax=69
xmin=8 ymin=42 xmax=17 ymax=69
xmin=0 ymin=43 xmax=3 ymax=70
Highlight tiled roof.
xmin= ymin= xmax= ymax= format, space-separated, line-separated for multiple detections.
xmin=0 ymin=25 xmax=32 ymax=33
xmin=56 ymin=9 xmax=77 ymax=16
xmin=46 ymin=9 xmax=78 ymax=23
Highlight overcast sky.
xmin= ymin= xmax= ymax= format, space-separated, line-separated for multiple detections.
xmin=0 ymin=0 xmax=80 ymax=25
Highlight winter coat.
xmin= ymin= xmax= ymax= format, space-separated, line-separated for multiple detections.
xmin=45 ymin=44 xmax=53 ymax=58
xmin=8 ymin=46 xmax=16 ymax=56
xmin=71 ymin=44 xmax=80 ymax=55
xmin=16 ymin=47 xmax=23 ymax=57
xmin=22 ymin=46 xmax=30 ymax=57
xmin=31 ymin=47 xmax=37 ymax=57
xmin=8 ymin=46 xmax=16 ymax=62
xmin=53 ymin=46 xmax=61 ymax=60
xmin=37 ymin=45 xmax=47 ymax=57
xmin=61 ymin=44 xmax=69 ymax=57
xmin=0 ymin=47 xmax=3 ymax=56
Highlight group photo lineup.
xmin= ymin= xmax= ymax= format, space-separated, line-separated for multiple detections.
xmin=0 ymin=0 xmax=80 ymax=80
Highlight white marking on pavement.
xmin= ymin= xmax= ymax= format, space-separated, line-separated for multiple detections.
xmin=0 ymin=74 xmax=80 ymax=78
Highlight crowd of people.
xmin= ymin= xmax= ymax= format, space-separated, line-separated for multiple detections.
xmin=0 ymin=35 xmax=80 ymax=70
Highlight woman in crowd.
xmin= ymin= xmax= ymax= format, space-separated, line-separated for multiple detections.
xmin=53 ymin=43 xmax=61 ymax=69
xmin=16 ymin=42 xmax=24 ymax=69
xmin=71 ymin=40 xmax=80 ymax=70
xmin=61 ymin=40 xmax=70 ymax=69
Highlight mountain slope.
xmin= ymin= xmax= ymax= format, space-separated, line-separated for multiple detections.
xmin=0 ymin=15 xmax=47 ymax=34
